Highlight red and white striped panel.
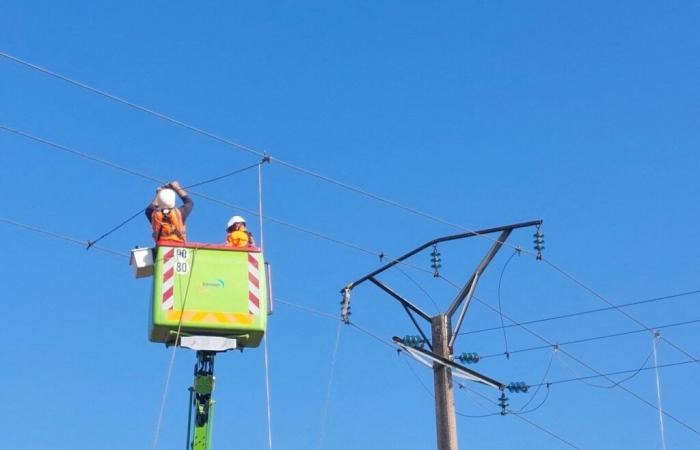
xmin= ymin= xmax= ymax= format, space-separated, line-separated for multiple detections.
xmin=161 ymin=248 xmax=175 ymax=310
xmin=248 ymin=253 xmax=261 ymax=315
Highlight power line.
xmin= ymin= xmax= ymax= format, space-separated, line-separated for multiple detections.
xmin=86 ymin=160 xmax=264 ymax=248
xmin=8 ymin=50 xmax=697 ymax=380
xmin=0 ymin=217 xmax=127 ymax=258
xmin=474 ymin=292 xmax=700 ymax=436
xmin=459 ymin=289 xmax=700 ymax=336
xmin=456 ymin=383 xmax=585 ymax=450
xmin=275 ymin=299 xmax=340 ymax=321
xmin=514 ymin=351 xmax=555 ymax=413
xmin=532 ymin=357 xmax=700 ymax=388
xmin=317 ymin=322 xmax=343 ymax=450
xmin=0 ymin=124 xmax=433 ymax=276
xmin=479 ymin=318 xmax=700 ymax=360
xmin=555 ymin=347 xmax=654 ymax=390
xmin=541 ymin=256 xmax=700 ymax=368
xmin=439 ymin=277 xmax=700 ymax=437
xmin=0 ymin=125 xmax=162 ymax=182
xmin=6 ymin=50 xmax=700 ymax=440
xmin=496 ymin=249 xmax=519 ymax=356
xmin=0 ymin=51 xmax=478 ymax=233
xmin=1 ymin=50 xmax=560 ymax=276
xmin=396 ymin=264 xmax=441 ymax=313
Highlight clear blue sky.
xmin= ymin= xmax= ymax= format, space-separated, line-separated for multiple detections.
xmin=2 ymin=2 xmax=699 ymax=449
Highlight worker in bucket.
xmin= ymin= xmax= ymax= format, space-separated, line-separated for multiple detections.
xmin=225 ymin=215 xmax=255 ymax=248
xmin=146 ymin=181 xmax=194 ymax=243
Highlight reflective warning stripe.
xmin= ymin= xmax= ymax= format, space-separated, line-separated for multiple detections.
xmin=167 ymin=310 xmax=254 ymax=325
xmin=162 ymin=248 xmax=175 ymax=310
xmin=248 ymin=253 xmax=260 ymax=315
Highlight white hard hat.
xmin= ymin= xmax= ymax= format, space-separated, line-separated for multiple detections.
xmin=156 ymin=188 xmax=177 ymax=209
xmin=227 ymin=215 xmax=246 ymax=229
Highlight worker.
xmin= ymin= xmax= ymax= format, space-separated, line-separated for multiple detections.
xmin=145 ymin=181 xmax=194 ymax=243
xmin=225 ymin=215 xmax=255 ymax=248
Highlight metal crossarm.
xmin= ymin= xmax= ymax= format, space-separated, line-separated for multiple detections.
xmin=341 ymin=219 xmax=542 ymax=450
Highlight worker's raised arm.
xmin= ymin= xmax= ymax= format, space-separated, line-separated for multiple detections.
xmin=168 ymin=180 xmax=194 ymax=220
xmin=169 ymin=181 xmax=187 ymax=198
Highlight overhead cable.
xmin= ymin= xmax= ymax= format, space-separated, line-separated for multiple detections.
xmin=555 ymin=348 xmax=653 ymax=390
xmin=652 ymin=334 xmax=668 ymax=450
xmin=459 ymin=289 xmax=700 ymax=336
xmin=496 ymin=250 xmax=519 ymax=356
xmin=0 ymin=51 xmax=532 ymax=256
xmin=439 ymin=276 xmax=700 ymax=437
xmin=0 ymin=51 xmax=467 ymax=226
xmin=7 ymin=51 xmax=694 ymax=370
xmin=86 ymin=160 xmax=264 ymax=248
xmin=6 ymin=52 xmax=700 ymax=410
xmin=541 ymin=257 xmax=700 ymax=366
xmin=317 ymin=322 xmax=343 ymax=450
xmin=0 ymin=217 xmax=127 ymax=258
xmin=514 ymin=350 xmax=554 ymax=413
xmin=456 ymin=383 xmax=584 ymax=450
xmin=479 ymin=318 xmax=700 ymax=360
xmin=0 ymin=124 xmax=432 ymax=275
xmin=275 ymin=299 xmax=340 ymax=321
xmin=531 ymin=357 xmax=700 ymax=389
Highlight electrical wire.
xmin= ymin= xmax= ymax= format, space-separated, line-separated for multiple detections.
xmin=317 ymin=322 xmax=342 ymax=450
xmin=5 ymin=50 xmax=700 ymax=442
xmin=257 ymin=161 xmax=273 ymax=450
xmin=555 ymin=348 xmax=654 ymax=390
xmin=185 ymin=161 xmax=263 ymax=189
xmin=88 ymin=160 xmax=263 ymax=248
xmin=532 ymin=355 xmax=700 ymax=389
xmin=348 ymin=322 xmax=396 ymax=350
xmin=403 ymin=357 xmax=501 ymax=419
xmin=479 ymin=317 xmax=700 ymax=360
xmin=276 ymin=299 xmax=340 ymax=321
xmin=456 ymin=384 xmax=585 ymax=450
xmin=0 ymin=124 xmax=433 ymax=276
xmin=513 ymin=385 xmax=551 ymax=416
xmin=496 ymin=250 xmax=519 ymax=357
xmin=652 ymin=333 xmax=668 ymax=450
xmin=515 ymin=350 xmax=555 ymax=413
xmin=9 ymin=50 xmax=699 ymax=383
xmin=541 ymin=256 xmax=700 ymax=367
xmin=439 ymin=276 xmax=700 ymax=437
xmin=0 ymin=51 xmax=487 ymax=236
xmin=396 ymin=265 xmax=441 ymax=313
xmin=459 ymin=289 xmax=700 ymax=336
xmin=0 ymin=217 xmax=127 ymax=258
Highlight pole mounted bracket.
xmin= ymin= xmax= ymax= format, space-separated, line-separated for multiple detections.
xmin=393 ymin=336 xmax=504 ymax=390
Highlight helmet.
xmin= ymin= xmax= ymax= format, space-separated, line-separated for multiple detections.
xmin=156 ymin=188 xmax=177 ymax=209
xmin=227 ymin=215 xmax=246 ymax=229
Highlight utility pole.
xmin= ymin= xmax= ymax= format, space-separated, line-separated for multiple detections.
xmin=341 ymin=220 xmax=542 ymax=450
xmin=432 ymin=314 xmax=458 ymax=450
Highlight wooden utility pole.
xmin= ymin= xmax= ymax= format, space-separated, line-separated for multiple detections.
xmin=341 ymin=220 xmax=543 ymax=450
xmin=432 ymin=314 xmax=458 ymax=450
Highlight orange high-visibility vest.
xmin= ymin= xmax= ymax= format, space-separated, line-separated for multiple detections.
xmin=226 ymin=230 xmax=251 ymax=247
xmin=152 ymin=208 xmax=186 ymax=242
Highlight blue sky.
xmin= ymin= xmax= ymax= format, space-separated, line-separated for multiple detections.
xmin=2 ymin=2 xmax=700 ymax=449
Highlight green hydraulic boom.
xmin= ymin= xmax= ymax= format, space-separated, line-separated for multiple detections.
xmin=187 ymin=351 xmax=217 ymax=450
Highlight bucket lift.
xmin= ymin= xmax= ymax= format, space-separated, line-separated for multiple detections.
xmin=132 ymin=241 xmax=271 ymax=450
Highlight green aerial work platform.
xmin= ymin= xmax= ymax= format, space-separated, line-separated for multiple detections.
xmin=132 ymin=241 xmax=269 ymax=348
xmin=131 ymin=241 xmax=272 ymax=450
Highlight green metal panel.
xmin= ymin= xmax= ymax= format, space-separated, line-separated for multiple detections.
xmin=149 ymin=245 xmax=268 ymax=347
